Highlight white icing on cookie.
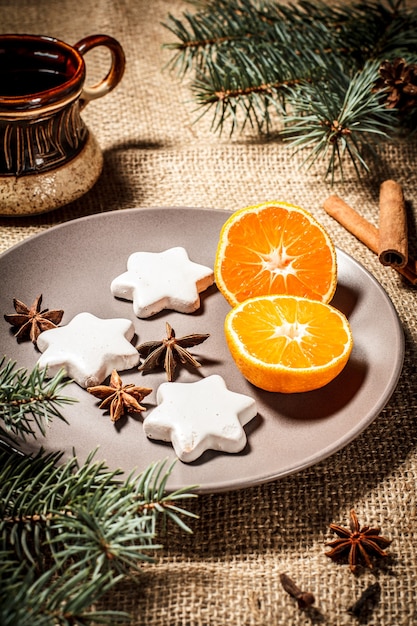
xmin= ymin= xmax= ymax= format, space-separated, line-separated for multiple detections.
xmin=143 ymin=374 xmax=257 ymax=462
xmin=36 ymin=312 xmax=139 ymax=388
xmin=110 ymin=246 xmax=214 ymax=318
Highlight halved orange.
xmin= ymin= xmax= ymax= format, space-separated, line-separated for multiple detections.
xmin=215 ymin=201 xmax=337 ymax=306
xmin=225 ymin=295 xmax=353 ymax=393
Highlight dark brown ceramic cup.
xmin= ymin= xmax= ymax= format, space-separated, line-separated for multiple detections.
xmin=0 ymin=34 xmax=125 ymax=215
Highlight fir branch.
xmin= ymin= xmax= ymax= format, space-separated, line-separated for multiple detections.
xmin=133 ymin=457 xmax=198 ymax=534
xmin=163 ymin=0 xmax=417 ymax=178
xmin=164 ymin=0 xmax=281 ymax=74
xmin=164 ymin=0 xmax=417 ymax=75
xmin=0 ymin=448 xmax=197 ymax=573
xmin=0 ymin=555 xmax=129 ymax=625
xmin=0 ymin=357 xmax=75 ymax=441
xmin=0 ymin=360 xmax=198 ymax=623
xmin=0 ymin=448 xmax=198 ymax=624
xmin=190 ymin=40 xmax=325 ymax=135
xmin=281 ymin=61 xmax=396 ymax=182
xmin=49 ymin=493 xmax=159 ymax=577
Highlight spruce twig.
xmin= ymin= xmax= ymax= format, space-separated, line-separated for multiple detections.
xmin=0 ymin=360 xmax=198 ymax=624
xmin=0 ymin=357 xmax=74 ymax=441
xmin=0 ymin=447 xmax=197 ymax=623
xmin=0 ymin=554 xmax=128 ymax=625
xmin=281 ymin=61 xmax=396 ymax=182
xmin=163 ymin=0 xmax=417 ymax=179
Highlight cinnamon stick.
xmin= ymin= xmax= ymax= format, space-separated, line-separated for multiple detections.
xmin=378 ymin=180 xmax=408 ymax=268
xmin=323 ymin=195 xmax=417 ymax=285
xmin=323 ymin=195 xmax=379 ymax=254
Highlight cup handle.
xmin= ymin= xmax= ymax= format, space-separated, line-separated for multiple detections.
xmin=74 ymin=34 xmax=125 ymax=106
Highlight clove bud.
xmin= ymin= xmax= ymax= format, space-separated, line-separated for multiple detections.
xmin=279 ymin=573 xmax=315 ymax=609
xmin=348 ymin=582 xmax=381 ymax=619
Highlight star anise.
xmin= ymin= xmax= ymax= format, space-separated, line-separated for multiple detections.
xmin=87 ymin=369 xmax=152 ymax=422
xmin=137 ymin=322 xmax=210 ymax=382
xmin=374 ymin=58 xmax=417 ymax=111
xmin=4 ymin=295 xmax=64 ymax=344
xmin=325 ymin=509 xmax=392 ymax=573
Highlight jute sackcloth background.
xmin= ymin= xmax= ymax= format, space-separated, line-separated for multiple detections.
xmin=1 ymin=1 xmax=417 ymax=624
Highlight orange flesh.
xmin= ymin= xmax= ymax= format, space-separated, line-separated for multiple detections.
xmin=230 ymin=297 xmax=349 ymax=369
xmin=216 ymin=203 xmax=336 ymax=305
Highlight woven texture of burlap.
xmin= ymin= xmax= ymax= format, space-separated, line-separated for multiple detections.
xmin=1 ymin=1 xmax=417 ymax=624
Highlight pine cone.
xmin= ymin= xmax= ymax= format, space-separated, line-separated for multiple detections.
xmin=374 ymin=58 xmax=417 ymax=111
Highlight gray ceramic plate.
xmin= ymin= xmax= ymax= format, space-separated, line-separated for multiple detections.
xmin=0 ymin=207 xmax=404 ymax=493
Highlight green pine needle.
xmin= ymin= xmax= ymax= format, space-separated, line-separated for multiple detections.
xmin=163 ymin=0 xmax=417 ymax=179
xmin=281 ymin=61 xmax=396 ymax=182
xmin=0 ymin=448 xmax=198 ymax=623
xmin=0 ymin=558 xmax=129 ymax=625
xmin=0 ymin=357 xmax=75 ymax=441
xmin=0 ymin=359 xmax=198 ymax=624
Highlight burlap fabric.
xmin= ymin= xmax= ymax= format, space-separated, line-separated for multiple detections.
xmin=1 ymin=1 xmax=417 ymax=624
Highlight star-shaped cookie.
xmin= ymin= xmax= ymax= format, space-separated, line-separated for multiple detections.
xmin=110 ymin=247 xmax=214 ymax=318
xmin=36 ymin=312 xmax=139 ymax=388
xmin=143 ymin=374 xmax=257 ymax=462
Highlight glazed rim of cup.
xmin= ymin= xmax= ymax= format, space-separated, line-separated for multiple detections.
xmin=0 ymin=34 xmax=86 ymax=112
